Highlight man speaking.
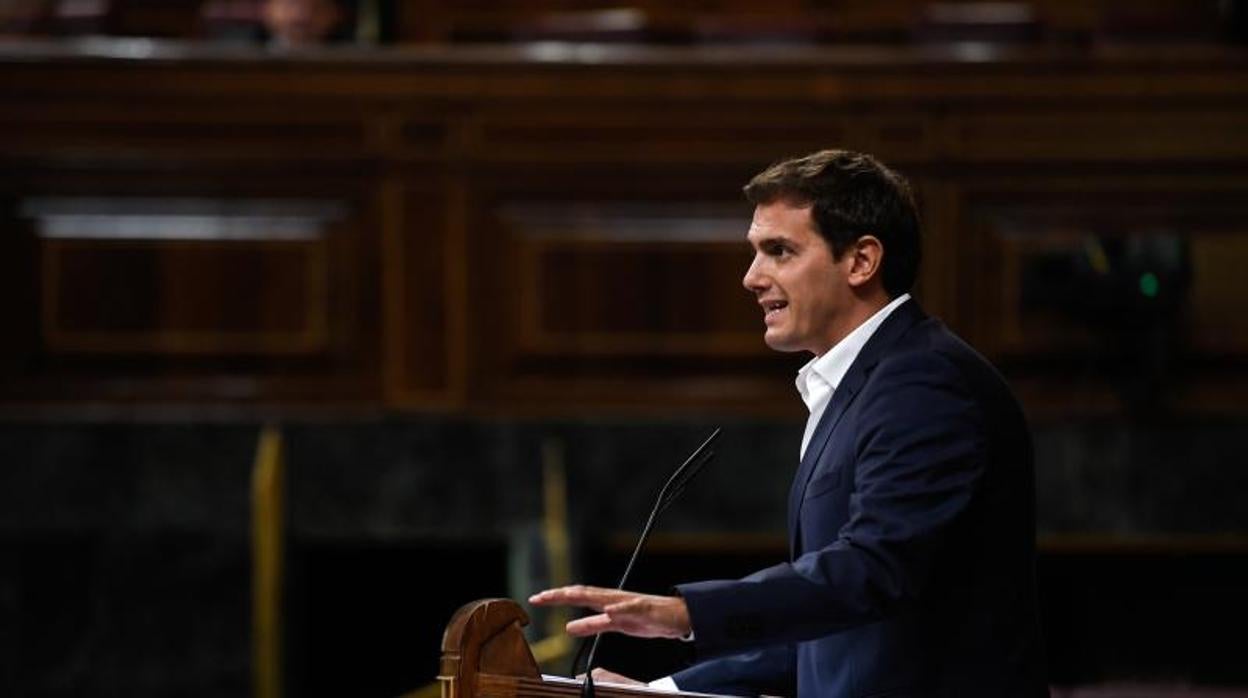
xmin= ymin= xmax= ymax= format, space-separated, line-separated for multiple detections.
xmin=531 ymin=149 xmax=1048 ymax=697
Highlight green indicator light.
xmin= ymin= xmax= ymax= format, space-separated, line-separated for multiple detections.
xmin=1139 ymin=272 xmax=1160 ymax=298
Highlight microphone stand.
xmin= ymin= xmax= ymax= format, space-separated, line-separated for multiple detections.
xmin=575 ymin=428 xmax=721 ymax=698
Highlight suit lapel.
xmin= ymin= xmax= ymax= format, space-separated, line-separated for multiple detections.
xmin=787 ymin=299 xmax=926 ymax=559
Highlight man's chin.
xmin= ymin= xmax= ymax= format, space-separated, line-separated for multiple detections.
xmin=763 ymin=333 xmax=804 ymax=353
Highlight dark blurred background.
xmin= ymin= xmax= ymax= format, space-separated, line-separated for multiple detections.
xmin=2 ymin=1 xmax=1248 ymax=697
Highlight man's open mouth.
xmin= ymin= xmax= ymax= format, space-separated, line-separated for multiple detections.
xmin=763 ymin=300 xmax=788 ymax=320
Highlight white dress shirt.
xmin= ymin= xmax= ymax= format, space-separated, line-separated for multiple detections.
xmin=796 ymin=293 xmax=910 ymax=461
xmin=648 ymin=294 xmax=911 ymax=694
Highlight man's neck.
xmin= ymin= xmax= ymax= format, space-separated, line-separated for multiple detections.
xmin=815 ymin=294 xmax=893 ymax=357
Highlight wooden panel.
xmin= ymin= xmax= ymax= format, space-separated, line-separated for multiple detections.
xmin=0 ymin=104 xmax=368 ymax=160
xmin=477 ymin=108 xmax=935 ymax=164
xmin=1188 ymin=234 xmax=1248 ymax=355
xmin=955 ymin=182 xmax=1248 ymax=415
xmin=397 ymin=120 xmax=453 ymax=154
xmin=478 ymin=109 xmax=850 ymax=162
xmin=858 ymin=115 xmax=937 ymax=161
xmin=515 ymin=239 xmax=758 ymax=356
xmin=0 ymin=190 xmax=382 ymax=404
xmin=27 ymin=197 xmax=338 ymax=357
xmin=963 ymin=191 xmax=1248 ymax=356
xmin=0 ymin=43 xmax=1246 ymax=413
xmin=387 ymin=183 xmax=460 ymax=403
xmin=467 ymin=187 xmax=804 ymax=412
xmin=500 ymin=201 xmax=754 ymax=360
xmin=949 ymin=109 xmax=1248 ymax=162
xmin=41 ymin=239 xmax=327 ymax=355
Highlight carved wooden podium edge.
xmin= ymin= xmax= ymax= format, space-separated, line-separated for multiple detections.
xmin=440 ymin=598 xmax=542 ymax=698
xmin=440 ymin=598 xmax=715 ymax=698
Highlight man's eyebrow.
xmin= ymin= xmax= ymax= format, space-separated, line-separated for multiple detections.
xmin=749 ymin=234 xmax=797 ymax=248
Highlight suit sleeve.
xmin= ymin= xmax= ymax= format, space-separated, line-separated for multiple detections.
xmin=670 ymin=643 xmax=796 ymax=697
xmin=677 ymin=351 xmax=986 ymax=660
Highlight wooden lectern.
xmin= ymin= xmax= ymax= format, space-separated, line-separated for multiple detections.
xmin=440 ymin=598 xmax=717 ymax=698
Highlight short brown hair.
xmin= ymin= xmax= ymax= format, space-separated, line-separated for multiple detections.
xmin=744 ymin=149 xmax=921 ymax=297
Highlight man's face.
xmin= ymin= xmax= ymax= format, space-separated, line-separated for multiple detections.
xmin=743 ymin=201 xmax=852 ymax=356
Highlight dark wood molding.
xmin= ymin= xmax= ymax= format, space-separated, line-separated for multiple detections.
xmin=1 ymin=41 xmax=1246 ymax=414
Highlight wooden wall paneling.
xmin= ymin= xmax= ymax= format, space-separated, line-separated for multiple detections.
xmin=38 ymin=236 xmax=330 ymax=356
xmin=507 ymin=205 xmax=761 ymax=357
xmin=380 ymin=175 xmax=408 ymax=404
xmin=948 ymin=106 xmax=1248 ymax=163
xmin=393 ymin=0 xmax=446 ymax=42
xmin=2 ymin=43 xmax=1248 ymax=413
xmin=464 ymin=166 xmax=804 ymax=414
xmin=445 ymin=175 xmax=471 ymax=406
xmin=0 ymin=179 xmax=385 ymax=405
xmin=954 ymin=184 xmax=1133 ymax=416
xmin=848 ymin=112 xmax=938 ymax=164
xmin=321 ymin=179 xmax=386 ymax=404
xmin=952 ymin=175 xmax=1248 ymax=416
xmin=474 ymin=105 xmax=853 ymax=164
xmin=384 ymin=179 xmax=464 ymax=407
xmin=110 ymin=0 xmax=205 ymax=38
xmin=381 ymin=96 xmax=472 ymax=408
xmin=1188 ymin=233 xmax=1248 ymax=355
xmin=910 ymin=175 xmax=961 ymax=330
xmin=0 ymin=100 xmax=370 ymax=163
xmin=378 ymin=103 xmax=465 ymax=161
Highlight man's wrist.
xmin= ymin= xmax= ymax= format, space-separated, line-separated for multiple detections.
xmin=669 ymin=593 xmax=693 ymax=640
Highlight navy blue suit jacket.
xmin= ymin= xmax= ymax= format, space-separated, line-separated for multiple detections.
xmin=672 ymin=300 xmax=1047 ymax=697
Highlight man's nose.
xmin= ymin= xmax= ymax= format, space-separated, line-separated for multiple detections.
xmin=743 ymin=254 xmax=766 ymax=292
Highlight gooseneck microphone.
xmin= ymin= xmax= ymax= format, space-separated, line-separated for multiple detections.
xmin=573 ymin=427 xmax=722 ymax=698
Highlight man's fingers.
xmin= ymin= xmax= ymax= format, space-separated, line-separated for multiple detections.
xmin=565 ymin=613 xmax=614 ymax=637
xmin=574 ymin=669 xmax=644 ymax=686
xmin=590 ymin=668 xmax=644 ymax=685
xmin=529 ymin=585 xmax=628 ymax=610
xmin=606 ymin=596 xmax=691 ymax=639
xmin=536 ymin=588 xmax=690 ymax=640
xmin=604 ymin=597 xmax=648 ymax=615
xmin=601 ymin=600 xmax=659 ymax=636
xmin=564 ymin=603 xmax=653 ymax=637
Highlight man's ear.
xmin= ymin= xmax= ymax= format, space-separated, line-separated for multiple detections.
xmin=846 ymin=235 xmax=884 ymax=289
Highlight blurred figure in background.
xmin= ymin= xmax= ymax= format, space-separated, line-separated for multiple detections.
xmin=1 ymin=0 xmax=350 ymax=44
xmin=261 ymin=0 xmax=342 ymax=46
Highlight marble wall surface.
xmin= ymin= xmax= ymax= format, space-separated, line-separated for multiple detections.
xmin=2 ymin=416 xmax=1246 ymax=696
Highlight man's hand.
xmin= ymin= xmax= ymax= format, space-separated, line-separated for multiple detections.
xmin=579 ymin=668 xmax=644 ymax=686
xmin=529 ymin=585 xmax=691 ymax=639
